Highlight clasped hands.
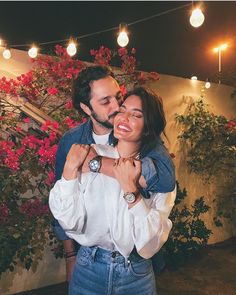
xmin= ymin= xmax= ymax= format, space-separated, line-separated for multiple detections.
xmin=62 ymin=144 xmax=141 ymax=193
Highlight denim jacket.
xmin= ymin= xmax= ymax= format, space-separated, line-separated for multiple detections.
xmin=52 ymin=119 xmax=175 ymax=240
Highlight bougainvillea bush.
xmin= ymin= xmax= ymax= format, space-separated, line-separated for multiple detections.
xmin=0 ymin=45 xmax=161 ymax=275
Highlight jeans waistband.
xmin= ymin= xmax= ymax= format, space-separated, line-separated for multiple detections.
xmin=79 ymin=245 xmax=143 ymax=264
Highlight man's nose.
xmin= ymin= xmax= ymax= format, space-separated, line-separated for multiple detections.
xmin=111 ymin=97 xmax=119 ymax=112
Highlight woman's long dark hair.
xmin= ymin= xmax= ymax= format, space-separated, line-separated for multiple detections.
xmin=124 ymin=86 xmax=166 ymax=156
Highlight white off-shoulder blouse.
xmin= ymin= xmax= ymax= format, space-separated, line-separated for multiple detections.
xmin=49 ymin=144 xmax=176 ymax=259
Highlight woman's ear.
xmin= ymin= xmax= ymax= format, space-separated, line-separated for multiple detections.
xmin=80 ymin=102 xmax=91 ymax=116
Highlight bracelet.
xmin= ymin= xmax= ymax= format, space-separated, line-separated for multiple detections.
xmin=65 ymin=251 xmax=77 ymax=259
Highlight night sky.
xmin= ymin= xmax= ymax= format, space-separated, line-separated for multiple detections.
xmin=1 ymin=1 xmax=236 ymax=82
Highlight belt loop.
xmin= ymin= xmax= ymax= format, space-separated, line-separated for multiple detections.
xmin=91 ymin=246 xmax=98 ymax=261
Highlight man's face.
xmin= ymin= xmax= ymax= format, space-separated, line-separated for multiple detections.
xmin=89 ymin=76 xmax=123 ymax=130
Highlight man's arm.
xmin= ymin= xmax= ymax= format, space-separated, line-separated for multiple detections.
xmin=53 ymin=135 xmax=78 ymax=282
xmin=82 ymin=142 xmax=175 ymax=195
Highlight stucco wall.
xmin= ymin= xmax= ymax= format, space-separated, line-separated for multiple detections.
xmin=147 ymin=75 xmax=236 ymax=244
xmin=1 ymin=50 xmax=235 ymax=294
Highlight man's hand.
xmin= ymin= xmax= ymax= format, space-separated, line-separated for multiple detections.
xmin=81 ymin=146 xmax=98 ymax=173
xmin=65 ymin=255 xmax=76 ymax=282
xmin=63 ymin=144 xmax=90 ymax=180
xmin=113 ymin=158 xmax=141 ymax=192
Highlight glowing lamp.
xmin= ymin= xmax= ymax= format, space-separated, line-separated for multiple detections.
xmin=117 ymin=24 xmax=129 ymax=47
xmin=190 ymin=8 xmax=205 ymax=28
xmin=28 ymin=46 xmax=38 ymax=58
xmin=3 ymin=48 xmax=11 ymax=59
xmin=205 ymin=82 xmax=211 ymax=89
xmin=191 ymin=76 xmax=198 ymax=81
xmin=67 ymin=41 xmax=77 ymax=57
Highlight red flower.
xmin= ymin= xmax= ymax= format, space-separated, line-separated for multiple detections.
xmin=47 ymin=87 xmax=58 ymax=95
xmin=65 ymin=100 xmax=73 ymax=109
xmin=118 ymin=47 xmax=128 ymax=57
xmin=120 ymin=85 xmax=127 ymax=97
xmin=23 ymin=117 xmax=30 ymax=123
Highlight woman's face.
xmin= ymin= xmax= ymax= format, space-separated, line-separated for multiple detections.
xmin=114 ymin=95 xmax=144 ymax=143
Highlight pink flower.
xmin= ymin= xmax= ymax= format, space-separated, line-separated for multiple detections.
xmin=23 ymin=117 xmax=30 ymax=123
xmin=47 ymin=87 xmax=58 ymax=95
xmin=46 ymin=171 xmax=55 ymax=186
xmin=118 ymin=47 xmax=128 ymax=57
xmin=65 ymin=100 xmax=73 ymax=109
xmin=16 ymin=126 xmax=22 ymax=132
xmin=120 ymin=85 xmax=127 ymax=97
xmin=19 ymin=199 xmax=49 ymax=219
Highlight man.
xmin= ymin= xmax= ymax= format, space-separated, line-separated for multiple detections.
xmin=53 ymin=65 xmax=175 ymax=281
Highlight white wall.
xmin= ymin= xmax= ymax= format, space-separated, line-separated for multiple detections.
xmin=147 ymin=75 xmax=236 ymax=244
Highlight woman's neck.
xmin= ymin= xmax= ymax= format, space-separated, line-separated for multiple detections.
xmin=116 ymin=140 xmax=141 ymax=158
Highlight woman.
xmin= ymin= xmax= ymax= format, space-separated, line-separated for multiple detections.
xmin=49 ymin=87 xmax=176 ymax=295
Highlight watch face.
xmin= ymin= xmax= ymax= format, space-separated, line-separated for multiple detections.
xmin=124 ymin=193 xmax=136 ymax=204
xmin=89 ymin=156 xmax=101 ymax=172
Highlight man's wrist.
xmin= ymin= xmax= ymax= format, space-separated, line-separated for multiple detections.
xmin=65 ymin=250 xmax=77 ymax=259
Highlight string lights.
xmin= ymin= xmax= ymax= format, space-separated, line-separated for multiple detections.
xmin=0 ymin=3 xmax=193 ymax=60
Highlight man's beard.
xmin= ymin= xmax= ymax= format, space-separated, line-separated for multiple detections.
xmin=91 ymin=110 xmax=117 ymax=129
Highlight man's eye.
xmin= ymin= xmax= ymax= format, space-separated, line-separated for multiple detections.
xmin=100 ymin=100 xmax=109 ymax=105
xmin=116 ymin=94 xmax=123 ymax=102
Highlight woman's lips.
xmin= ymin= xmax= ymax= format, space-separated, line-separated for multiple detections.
xmin=116 ymin=123 xmax=131 ymax=132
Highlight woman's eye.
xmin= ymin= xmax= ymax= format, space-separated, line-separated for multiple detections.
xmin=132 ymin=113 xmax=142 ymax=118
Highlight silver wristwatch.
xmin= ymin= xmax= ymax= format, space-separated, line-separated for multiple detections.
xmin=88 ymin=155 xmax=102 ymax=173
xmin=123 ymin=192 xmax=137 ymax=204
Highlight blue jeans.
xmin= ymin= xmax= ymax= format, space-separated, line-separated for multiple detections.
xmin=69 ymin=246 xmax=157 ymax=295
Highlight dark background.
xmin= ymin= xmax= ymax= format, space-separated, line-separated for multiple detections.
xmin=1 ymin=1 xmax=236 ymax=82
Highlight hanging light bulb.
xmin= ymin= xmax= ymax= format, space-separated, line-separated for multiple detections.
xmin=190 ymin=8 xmax=205 ymax=28
xmin=28 ymin=46 xmax=38 ymax=58
xmin=66 ymin=40 xmax=77 ymax=57
xmin=117 ymin=23 xmax=129 ymax=47
xmin=3 ymin=48 xmax=11 ymax=59
xmin=205 ymin=81 xmax=211 ymax=89
xmin=191 ymin=76 xmax=198 ymax=81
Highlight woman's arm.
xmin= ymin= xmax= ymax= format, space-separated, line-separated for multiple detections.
xmin=129 ymin=189 xmax=176 ymax=259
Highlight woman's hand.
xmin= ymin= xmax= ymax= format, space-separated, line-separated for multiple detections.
xmin=63 ymin=144 xmax=90 ymax=180
xmin=113 ymin=158 xmax=141 ymax=192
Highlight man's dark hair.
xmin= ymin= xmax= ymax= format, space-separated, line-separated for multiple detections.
xmin=72 ymin=65 xmax=113 ymax=115
xmin=124 ymin=86 xmax=166 ymax=155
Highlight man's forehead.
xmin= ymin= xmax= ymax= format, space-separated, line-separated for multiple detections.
xmin=90 ymin=77 xmax=120 ymax=99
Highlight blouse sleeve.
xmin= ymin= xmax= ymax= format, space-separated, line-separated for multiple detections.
xmin=49 ymin=176 xmax=86 ymax=234
xmin=129 ymin=187 xmax=176 ymax=259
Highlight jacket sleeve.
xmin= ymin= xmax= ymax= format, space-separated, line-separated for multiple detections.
xmin=49 ymin=177 xmax=86 ymax=236
xmin=129 ymin=187 xmax=176 ymax=259
xmin=140 ymin=142 xmax=176 ymax=197
xmin=52 ymin=135 xmax=73 ymax=240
